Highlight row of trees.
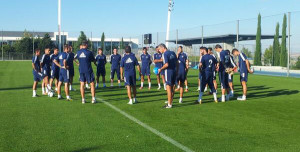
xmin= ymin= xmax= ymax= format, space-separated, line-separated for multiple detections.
xmin=2 ymin=30 xmax=126 ymax=55
xmin=254 ymin=13 xmax=288 ymax=67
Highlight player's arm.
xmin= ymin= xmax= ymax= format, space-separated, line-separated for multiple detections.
xmin=53 ymin=59 xmax=61 ymax=68
xmin=245 ymin=60 xmax=253 ymax=73
xmin=136 ymin=65 xmax=141 ymax=75
xmin=32 ymin=63 xmax=36 ymax=71
xmin=63 ymin=59 xmax=67 ymax=69
xmin=120 ymin=67 xmax=124 ymax=80
xmin=185 ymin=55 xmax=189 ymax=71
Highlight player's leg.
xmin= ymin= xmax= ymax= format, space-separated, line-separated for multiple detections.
xmin=228 ymin=74 xmax=234 ymax=97
xmin=140 ymin=68 xmax=145 ymax=89
xmin=110 ymin=68 xmax=115 ymax=87
xmin=184 ymin=78 xmax=189 ymax=92
xmin=32 ymin=81 xmax=38 ymax=97
xmin=238 ymin=73 xmax=248 ymax=101
xmin=80 ymin=81 xmax=85 ymax=104
xmin=102 ymin=69 xmax=106 ymax=88
xmin=126 ymin=85 xmax=133 ymax=104
xmin=166 ymin=85 xmax=173 ymax=108
xmin=116 ymin=68 xmax=121 ymax=87
xmin=57 ymin=81 xmax=62 ymax=99
xmin=42 ymin=80 xmax=46 ymax=95
xmin=198 ymin=75 xmax=207 ymax=104
xmin=96 ymin=75 xmax=100 ymax=89
xmin=64 ymin=70 xmax=71 ymax=100
xmin=147 ymin=68 xmax=151 ymax=89
xmin=225 ymin=73 xmax=230 ymax=101
xmin=132 ymin=85 xmax=137 ymax=103
xmin=213 ymin=80 xmax=217 ymax=93
xmin=69 ymin=76 xmax=73 ymax=91
xmin=179 ymin=80 xmax=184 ymax=103
xmin=208 ymin=76 xmax=217 ymax=103
xmin=161 ymin=70 xmax=166 ymax=90
xmin=90 ymin=81 xmax=96 ymax=103
xmin=219 ymin=71 xmax=226 ymax=102
xmin=156 ymin=74 xmax=161 ymax=90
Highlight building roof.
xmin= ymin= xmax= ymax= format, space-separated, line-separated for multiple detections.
xmin=0 ymin=31 xmax=54 ymax=37
xmin=167 ymin=34 xmax=283 ymax=46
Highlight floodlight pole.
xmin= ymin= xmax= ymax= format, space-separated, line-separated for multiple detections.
xmin=176 ymin=29 xmax=178 ymax=50
xmin=165 ymin=0 xmax=173 ymax=48
xmin=236 ymin=20 xmax=239 ymax=49
xmin=1 ymin=29 xmax=3 ymax=61
xmin=287 ymin=12 xmax=291 ymax=77
xmin=201 ymin=26 xmax=204 ymax=46
xmin=58 ymin=0 xmax=62 ymax=52
xmin=32 ymin=30 xmax=34 ymax=56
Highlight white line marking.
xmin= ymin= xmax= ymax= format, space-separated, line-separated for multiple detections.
xmin=97 ymin=98 xmax=194 ymax=152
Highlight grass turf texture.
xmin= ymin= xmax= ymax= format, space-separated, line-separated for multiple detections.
xmin=0 ymin=61 xmax=300 ymax=152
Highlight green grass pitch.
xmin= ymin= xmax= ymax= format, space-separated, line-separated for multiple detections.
xmin=0 ymin=61 xmax=300 ymax=152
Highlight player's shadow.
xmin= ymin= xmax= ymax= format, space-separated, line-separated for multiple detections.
xmin=246 ymin=89 xmax=299 ymax=100
xmin=234 ymin=85 xmax=272 ymax=92
xmin=0 ymin=86 xmax=33 ymax=91
xmin=70 ymin=146 xmax=101 ymax=152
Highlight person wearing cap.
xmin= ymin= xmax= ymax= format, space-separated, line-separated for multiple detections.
xmin=120 ymin=46 xmax=141 ymax=105
xmin=75 ymin=41 xmax=97 ymax=104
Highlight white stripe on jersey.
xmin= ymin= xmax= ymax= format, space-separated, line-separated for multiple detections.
xmin=162 ymin=53 xmax=166 ymax=64
xmin=240 ymin=53 xmax=246 ymax=61
xmin=165 ymin=69 xmax=168 ymax=81
xmin=230 ymin=56 xmax=237 ymax=67
xmin=41 ymin=54 xmax=45 ymax=63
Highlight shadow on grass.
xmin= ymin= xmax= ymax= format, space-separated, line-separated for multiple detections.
xmin=71 ymin=146 xmax=101 ymax=152
xmin=0 ymin=86 xmax=33 ymax=91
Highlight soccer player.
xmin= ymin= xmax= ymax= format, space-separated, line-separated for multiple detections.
xmin=176 ymin=46 xmax=189 ymax=103
xmin=95 ymin=48 xmax=107 ymax=89
xmin=120 ymin=46 xmax=141 ymax=104
xmin=158 ymin=44 xmax=178 ymax=109
xmin=75 ymin=42 xmax=96 ymax=104
xmin=226 ymin=50 xmax=237 ymax=98
xmin=40 ymin=48 xmax=53 ymax=96
xmin=53 ymin=44 xmax=71 ymax=100
xmin=68 ymin=45 xmax=75 ymax=91
xmin=153 ymin=46 xmax=165 ymax=90
xmin=110 ymin=48 xmax=122 ymax=87
xmin=140 ymin=47 xmax=152 ymax=90
xmin=208 ymin=47 xmax=218 ymax=93
xmin=197 ymin=47 xmax=218 ymax=104
xmin=214 ymin=44 xmax=232 ymax=102
xmin=32 ymin=49 xmax=42 ymax=97
xmin=50 ymin=48 xmax=59 ymax=91
xmin=197 ymin=47 xmax=206 ymax=91
xmin=232 ymin=49 xmax=253 ymax=101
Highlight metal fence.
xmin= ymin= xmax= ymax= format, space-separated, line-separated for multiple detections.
xmin=1 ymin=11 xmax=300 ymax=74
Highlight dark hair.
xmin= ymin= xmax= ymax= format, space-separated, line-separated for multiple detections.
xmin=156 ymin=46 xmax=158 ymax=49
xmin=158 ymin=43 xmax=167 ymax=49
xmin=64 ymin=44 xmax=69 ymax=48
xmin=232 ymin=48 xmax=239 ymax=54
xmin=81 ymin=41 xmax=88 ymax=46
xmin=215 ymin=44 xmax=222 ymax=49
xmin=35 ymin=48 xmax=40 ymax=53
xmin=208 ymin=47 xmax=212 ymax=51
xmin=225 ymin=50 xmax=230 ymax=54
xmin=200 ymin=46 xmax=208 ymax=53
xmin=179 ymin=46 xmax=183 ymax=49
xmin=53 ymin=47 xmax=58 ymax=51
xmin=98 ymin=48 xmax=103 ymax=51
xmin=143 ymin=47 xmax=147 ymax=50
xmin=125 ymin=46 xmax=131 ymax=53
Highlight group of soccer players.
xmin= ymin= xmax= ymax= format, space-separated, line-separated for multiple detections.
xmin=32 ymin=41 xmax=253 ymax=108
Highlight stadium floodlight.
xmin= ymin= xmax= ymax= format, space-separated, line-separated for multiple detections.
xmin=58 ymin=0 xmax=61 ymax=52
xmin=165 ymin=0 xmax=174 ymax=48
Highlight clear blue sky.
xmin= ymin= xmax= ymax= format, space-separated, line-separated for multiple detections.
xmin=1 ymin=0 xmax=300 ymax=53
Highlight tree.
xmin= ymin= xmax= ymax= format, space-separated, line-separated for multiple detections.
xmin=14 ymin=30 xmax=33 ymax=54
xmin=101 ymin=32 xmax=105 ymax=52
xmin=241 ymin=47 xmax=252 ymax=58
xmin=73 ymin=31 xmax=92 ymax=53
xmin=254 ymin=13 xmax=262 ymax=65
xmin=120 ymin=37 xmax=124 ymax=49
xmin=294 ymin=56 xmax=300 ymax=70
xmin=38 ymin=33 xmax=54 ymax=52
xmin=264 ymin=45 xmax=273 ymax=66
xmin=273 ymin=23 xmax=281 ymax=66
xmin=2 ymin=44 xmax=15 ymax=54
xmin=280 ymin=14 xmax=287 ymax=67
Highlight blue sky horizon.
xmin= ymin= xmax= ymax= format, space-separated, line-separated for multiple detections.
xmin=1 ymin=0 xmax=300 ymax=53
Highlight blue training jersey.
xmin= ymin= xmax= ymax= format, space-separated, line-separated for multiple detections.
xmin=50 ymin=54 xmax=59 ymax=70
xmin=153 ymin=52 xmax=163 ymax=68
xmin=201 ymin=54 xmax=218 ymax=73
xmin=141 ymin=53 xmax=152 ymax=68
xmin=32 ymin=55 xmax=40 ymax=71
xmin=110 ymin=54 xmax=121 ymax=69
xmin=95 ymin=54 xmax=107 ymax=68
xmin=67 ymin=52 xmax=75 ymax=67
xmin=219 ymin=50 xmax=231 ymax=72
xmin=163 ymin=50 xmax=178 ymax=71
xmin=41 ymin=54 xmax=51 ymax=70
xmin=75 ymin=49 xmax=95 ymax=73
xmin=121 ymin=53 xmax=139 ymax=76
xmin=239 ymin=52 xmax=248 ymax=73
xmin=178 ymin=52 xmax=188 ymax=72
xmin=57 ymin=52 xmax=69 ymax=67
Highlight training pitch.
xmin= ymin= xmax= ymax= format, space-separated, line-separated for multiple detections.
xmin=0 ymin=61 xmax=299 ymax=152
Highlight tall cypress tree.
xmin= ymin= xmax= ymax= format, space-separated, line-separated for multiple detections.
xmin=254 ymin=13 xmax=262 ymax=65
xmin=280 ymin=14 xmax=287 ymax=67
xmin=101 ymin=32 xmax=105 ymax=52
xmin=273 ymin=23 xmax=280 ymax=66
